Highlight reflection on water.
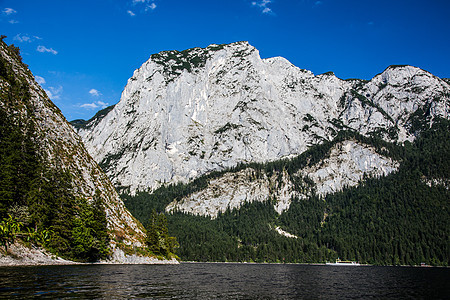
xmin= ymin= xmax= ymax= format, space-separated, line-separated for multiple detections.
xmin=1 ymin=263 xmax=449 ymax=299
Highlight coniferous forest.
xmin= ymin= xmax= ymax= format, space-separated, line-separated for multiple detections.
xmin=0 ymin=42 xmax=110 ymax=262
xmin=124 ymin=118 xmax=449 ymax=266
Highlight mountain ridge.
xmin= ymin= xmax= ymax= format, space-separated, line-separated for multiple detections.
xmin=75 ymin=41 xmax=449 ymax=194
xmin=68 ymin=41 xmax=449 ymax=265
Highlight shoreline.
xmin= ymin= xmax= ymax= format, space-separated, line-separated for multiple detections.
xmin=2 ymin=244 xmax=444 ymax=268
xmin=180 ymin=261 xmax=447 ymax=268
xmin=0 ymin=242 xmax=179 ymax=267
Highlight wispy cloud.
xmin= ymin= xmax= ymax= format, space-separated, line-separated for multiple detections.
xmin=146 ymin=3 xmax=157 ymax=11
xmin=8 ymin=20 xmax=19 ymax=24
xmin=14 ymin=34 xmax=41 ymax=43
xmin=129 ymin=0 xmax=157 ymax=15
xmin=89 ymin=89 xmax=102 ymax=97
xmin=80 ymin=103 xmax=99 ymax=109
xmin=80 ymin=101 xmax=109 ymax=109
xmin=14 ymin=34 xmax=31 ymax=43
xmin=45 ymin=86 xmax=63 ymax=100
xmin=252 ymin=0 xmax=273 ymax=14
xmin=37 ymin=45 xmax=58 ymax=55
xmin=35 ymin=75 xmax=46 ymax=85
xmin=2 ymin=8 xmax=17 ymax=15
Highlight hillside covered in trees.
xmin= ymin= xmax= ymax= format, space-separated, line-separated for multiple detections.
xmin=0 ymin=40 xmax=178 ymax=262
xmin=124 ymin=119 xmax=449 ymax=266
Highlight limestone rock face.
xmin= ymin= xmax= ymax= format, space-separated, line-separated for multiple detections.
xmin=77 ymin=42 xmax=449 ymax=197
xmin=166 ymin=140 xmax=399 ymax=218
xmin=298 ymin=140 xmax=400 ymax=196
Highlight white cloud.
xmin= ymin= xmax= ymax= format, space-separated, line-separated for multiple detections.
xmin=80 ymin=101 xmax=109 ymax=109
xmin=130 ymin=0 xmax=157 ymax=14
xmin=89 ymin=89 xmax=101 ymax=97
xmin=97 ymin=101 xmax=108 ymax=108
xmin=37 ymin=45 xmax=58 ymax=55
xmin=3 ymin=8 xmax=17 ymax=15
xmin=256 ymin=0 xmax=271 ymax=6
xmin=146 ymin=3 xmax=157 ymax=11
xmin=8 ymin=20 xmax=19 ymax=24
xmin=80 ymin=102 xmax=100 ymax=109
xmin=252 ymin=0 xmax=274 ymax=14
xmin=35 ymin=75 xmax=46 ymax=85
xmin=45 ymin=86 xmax=63 ymax=100
xmin=14 ymin=34 xmax=33 ymax=43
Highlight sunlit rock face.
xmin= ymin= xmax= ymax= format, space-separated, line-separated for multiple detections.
xmin=165 ymin=140 xmax=400 ymax=218
xmin=77 ymin=42 xmax=449 ymax=195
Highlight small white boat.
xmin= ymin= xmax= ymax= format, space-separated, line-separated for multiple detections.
xmin=326 ymin=258 xmax=360 ymax=266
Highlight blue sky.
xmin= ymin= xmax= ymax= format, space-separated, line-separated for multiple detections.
xmin=1 ymin=0 xmax=449 ymax=121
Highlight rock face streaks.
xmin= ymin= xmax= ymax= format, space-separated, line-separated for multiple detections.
xmin=166 ymin=140 xmax=399 ymax=218
xmin=78 ymin=41 xmax=449 ymax=202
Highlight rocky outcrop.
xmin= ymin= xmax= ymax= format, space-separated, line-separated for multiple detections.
xmin=0 ymin=242 xmax=179 ymax=265
xmin=0 ymin=242 xmax=78 ymax=266
xmin=166 ymin=140 xmax=399 ymax=218
xmin=298 ymin=140 xmax=399 ymax=196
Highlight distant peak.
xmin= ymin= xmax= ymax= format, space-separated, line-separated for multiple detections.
xmin=151 ymin=41 xmax=253 ymax=58
xmin=382 ymin=64 xmax=429 ymax=74
xmin=147 ymin=41 xmax=257 ymax=77
xmin=319 ymin=71 xmax=335 ymax=76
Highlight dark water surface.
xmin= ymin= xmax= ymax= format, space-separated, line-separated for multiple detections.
xmin=0 ymin=263 xmax=449 ymax=299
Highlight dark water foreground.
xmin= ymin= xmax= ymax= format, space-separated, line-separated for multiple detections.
xmin=0 ymin=263 xmax=449 ymax=299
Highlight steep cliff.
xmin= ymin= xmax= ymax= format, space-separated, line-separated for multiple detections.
xmin=0 ymin=39 xmax=164 ymax=263
xmin=76 ymin=42 xmax=449 ymax=195
xmin=72 ymin=41 xmax=449 ymax=265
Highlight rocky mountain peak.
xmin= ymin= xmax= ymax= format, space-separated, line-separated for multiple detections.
xmin=75 ymin=42 xmax=449 ymax=194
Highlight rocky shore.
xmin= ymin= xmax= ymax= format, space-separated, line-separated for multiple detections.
xmin=0 ymin=242 xmax=179 ymax=266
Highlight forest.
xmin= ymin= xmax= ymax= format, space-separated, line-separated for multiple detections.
xmin=0 ymin=42 xmax=110 ymax=262
xmin=0 ymin=40 xmax=179 ymax=262
xmin=124 ymin=118 xmax=449 ymax=266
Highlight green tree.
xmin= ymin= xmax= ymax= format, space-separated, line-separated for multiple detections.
xmin=145 ymin=210 xmax=178 ymax=257
xmin=0 ymin=215 xmax=22 ymax=251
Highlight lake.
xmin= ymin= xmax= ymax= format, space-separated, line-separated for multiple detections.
xmin=0 ymin=263 xmax=449 ymax=299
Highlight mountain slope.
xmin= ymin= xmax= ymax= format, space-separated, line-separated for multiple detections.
xmin=124 ymin=120 xmax=449 ymax=265
xmin=0 ymin=39 xmax=159 ymax=262
xmin=73 ymin=41 xmax=449 ymax=265
xmin=76 ymin=42 xmax=449 ymax=194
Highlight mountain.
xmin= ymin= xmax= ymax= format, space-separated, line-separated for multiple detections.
xmin=75 ymin=41 xmax=449 ymax=195
xmin=0 ymin=39 xmax=175 ymax=263
xmin=123 ymin=123 xmax=449 ymax=265
xmin=75 ymin=41 xmax=449 ymax=265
